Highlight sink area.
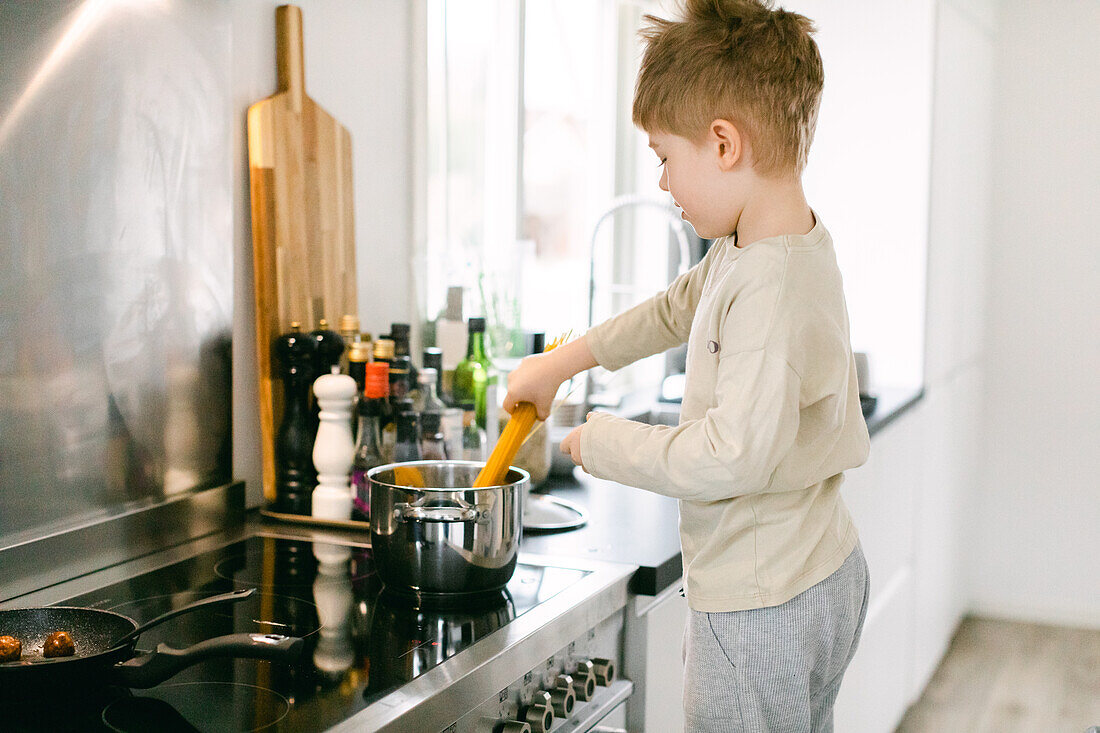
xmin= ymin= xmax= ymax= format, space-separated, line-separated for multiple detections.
xmin=626 ymin=405 xmax=681 ymax=426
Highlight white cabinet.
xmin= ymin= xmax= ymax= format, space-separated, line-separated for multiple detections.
xmin=834 ymin=417 xmax=921 ymax=732
xmin=623 ymin=582 xmax=689 ymax=732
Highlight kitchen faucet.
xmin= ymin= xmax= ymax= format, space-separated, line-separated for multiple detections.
xmin=585 ymin=194 xmax=693 ymax=411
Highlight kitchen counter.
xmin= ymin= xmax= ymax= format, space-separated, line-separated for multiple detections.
xmin=865 ymin=385 xmax=924 ymax=436
xmin=522 ymin=471 xmax=683 ymax=597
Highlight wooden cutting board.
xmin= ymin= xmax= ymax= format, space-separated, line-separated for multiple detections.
xmin=247 ymin=4 xmax=357 ymax=503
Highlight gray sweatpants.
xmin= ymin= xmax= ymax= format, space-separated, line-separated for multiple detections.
xmin=682 ymin=543 xmax=870 ymax=733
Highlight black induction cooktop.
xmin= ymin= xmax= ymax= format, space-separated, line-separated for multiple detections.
xmin=5 ymin=535 xmax=589 ymax=732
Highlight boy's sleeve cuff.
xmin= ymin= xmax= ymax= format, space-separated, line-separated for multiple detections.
xmin=579 ymin=411 xmax=616 ymax=479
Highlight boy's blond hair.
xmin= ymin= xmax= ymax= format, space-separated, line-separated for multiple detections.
xmin=633 ymin=0 xmax=824 ymax=177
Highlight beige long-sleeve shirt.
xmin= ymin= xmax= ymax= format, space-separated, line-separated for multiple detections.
xmin=581 ymin=215 xmax=870 ymax=612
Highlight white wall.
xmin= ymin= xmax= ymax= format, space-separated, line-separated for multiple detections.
xmin=229 ymin=1 xmax=414 ymax=504
xmin=835 ymin=0 xmax=996 ymax=729
xmin=973 ymin=0 xmax=1100 ymax=628
xmin=800 ymin=0 xmax=936 ymax=392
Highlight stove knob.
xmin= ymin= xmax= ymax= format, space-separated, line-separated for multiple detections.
xmin=571 ymin=660 xmax=596 ymax=701
xmin=520 ymin=690 xmax=554 ymax=733
xmin=590 ymin=657 xmax=616 ymax=686
xmin=496 ymin=721 xmax=531 ymax=733
xmin=549 ymin=675 xmax=576 ymax=717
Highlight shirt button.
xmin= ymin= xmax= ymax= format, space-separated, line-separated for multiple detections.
xmin=707 ymin=340 xmax=720 ymax=354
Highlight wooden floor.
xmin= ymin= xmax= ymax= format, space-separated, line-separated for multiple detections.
xmin=896 ymin=616 xmax=1100 ymax=733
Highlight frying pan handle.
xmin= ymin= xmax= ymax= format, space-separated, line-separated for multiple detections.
xmin=112 ymin=633 xmax=304 ymax=689
xmin=111 ymin=588 xmax=256 ymax=649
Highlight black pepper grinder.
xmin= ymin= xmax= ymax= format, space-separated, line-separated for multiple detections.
xmin=273 ymin=322 xmax=318 ymax=514
xmin=309 ymin=319 xmax=346 ymax=433
xmin=310 ymin=318 xmax=346 ymax=377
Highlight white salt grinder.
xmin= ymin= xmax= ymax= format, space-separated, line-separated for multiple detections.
xmin=312 ymin=369 xmax=357 ymax=520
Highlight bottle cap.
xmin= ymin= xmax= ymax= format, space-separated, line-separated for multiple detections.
xmin=390 ymin=323 xmax=410 ymax=340
xmin=423 ymin=347 xmax=443 ymax=371
xmin=348 ymin=341 xmax=371 ymax=363
xmin=417 ymin=367 xmax=438 ymax=385
xmin=467 ymin=317 xmax=486 ymax=333
xmin=365 ymin=362 xmax=390 ymax=398
xmin=339 ymin=314 xmax=360 ymax=334
xmin=373 ymin=338 xmax=395 ymax=361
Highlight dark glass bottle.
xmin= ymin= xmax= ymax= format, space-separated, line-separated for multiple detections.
xmin=347 ymin=341 xmax=370 ymax=395
xmin=422 ymin=347 xmax=444 ymax=402
xmin=347 ymin=340 xmax=370 ymax=438
xmin=383 ymin=397 xmax=414 ymax=462
xmin=394 ymin=411 xmax=422 ymax=463
xmin=389 ymin=323 xmax=416 ymax=389
xmin=393 ymin=398 xmax=415 ymax=422
xmin=452 ymin=317 xmax=489 ymax=429
xmin=388 ymin=355 xmax=412 ymax=404
xmin=351 ymin=368 xmax=388 ymax=522
xmin=460 ymin=402 xmax=487 ymax=461
xmin=364 ymin=362 xmax=391 ymax=457
xmin=338 ymin=314 xmax=360 ymax=373
xmin=273 ymin=323 xmax=318 ymax=514
xmin=415 ymin=367 xmax=447 ymax=415
xmin=420 ymin=411 xmax=447 ymax=460
xmin=389 ymin=323 xmax=411 ymax=358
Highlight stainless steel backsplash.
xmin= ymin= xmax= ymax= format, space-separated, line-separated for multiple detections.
xmin=0 ymin=0 xmax=233 ymax=545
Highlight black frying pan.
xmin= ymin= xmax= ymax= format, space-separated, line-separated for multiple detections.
xmin=0 ymin=588 xmax=303 ymax=698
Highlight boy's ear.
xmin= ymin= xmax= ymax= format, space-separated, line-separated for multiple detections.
xmin=709 ymin=119 xmax=743 ymax=170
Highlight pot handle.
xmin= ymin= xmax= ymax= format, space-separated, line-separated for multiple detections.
xmin=397 ymin=501 xmax=482 ymax=523
xmin=112 ymin=633 xmax=304 ymax=688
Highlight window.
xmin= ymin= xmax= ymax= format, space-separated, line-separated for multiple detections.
xmin=422 ymin=0 xmax=687 ymax=406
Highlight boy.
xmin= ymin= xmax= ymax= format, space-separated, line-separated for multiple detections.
xmin=503 ymin=0 xmax=871 ymax=731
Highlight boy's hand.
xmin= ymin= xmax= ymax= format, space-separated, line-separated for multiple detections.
xmin=560 ymin=423 xmax=585 ymax=469
xmin=503 ymin=352 xmax=569 ymax=420
xmin=503 ymin=334 xmax=599 ymax=421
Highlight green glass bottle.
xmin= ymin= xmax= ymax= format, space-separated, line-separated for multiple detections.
xmin=452 ymin=317 xmax=489 ymax=428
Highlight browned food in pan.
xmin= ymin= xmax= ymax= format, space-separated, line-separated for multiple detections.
xmin=42 ymin=631 xmax=75 ymax=658
xmin=0 ymin=635 xmax=21 ymax=662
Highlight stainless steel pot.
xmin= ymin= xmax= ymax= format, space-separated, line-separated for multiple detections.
xmin=368 ymin=461 xmax=528 ymax=594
